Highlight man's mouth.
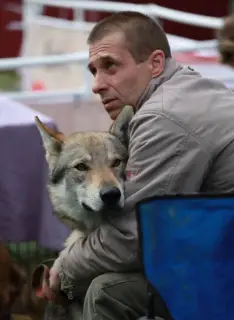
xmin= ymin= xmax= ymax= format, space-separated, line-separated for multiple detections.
xmin=102 ymin=98 xmax=117 ymax=106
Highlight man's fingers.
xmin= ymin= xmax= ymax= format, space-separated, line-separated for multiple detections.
xmin=41 ymin=268 xmax=56 ymax=301
xmin=49 ymin=269 xmax=60 ymax=291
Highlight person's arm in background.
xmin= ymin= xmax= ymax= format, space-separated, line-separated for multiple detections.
xmin=55 ymin=110 xmax=211 ymax=294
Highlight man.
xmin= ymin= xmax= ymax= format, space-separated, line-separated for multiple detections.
xmin=43 ymin=11 xmax=234 ymax=320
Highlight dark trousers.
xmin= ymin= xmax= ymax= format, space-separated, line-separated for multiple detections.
xmin=44 ymin=272 xmax=171 ymax=320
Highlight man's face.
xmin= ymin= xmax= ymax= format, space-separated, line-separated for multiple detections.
xmin=88 ymin=33 xmax=152 ymax=120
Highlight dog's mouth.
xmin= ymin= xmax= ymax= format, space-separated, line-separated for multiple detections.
xmin=81 ymin=201 xmax=122 ymax=214
xmin=81 ymin=202 xmax=95 ymax=212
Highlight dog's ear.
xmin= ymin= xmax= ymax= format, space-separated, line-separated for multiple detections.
xmin=35 ymin=116 xmax=65 ymax=169
xmin=109 ymin=105 xmax=134 ymax=146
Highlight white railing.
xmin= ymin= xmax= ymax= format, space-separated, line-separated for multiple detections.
xmin=25 ymin=0 xmax=223 ymax=29
xmin=0 ymin=40 xmax=218 ymax=72
xmin=0 ymin=52 xmax=88 ymax=70
xmin=0 ymin=0 xmax=227 ymax=102
xmin=2 ymin=88 xmax=86 ymax=102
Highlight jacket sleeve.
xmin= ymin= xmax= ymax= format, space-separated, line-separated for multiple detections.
xmin=59 ymin=111 xmax=211 ymax=290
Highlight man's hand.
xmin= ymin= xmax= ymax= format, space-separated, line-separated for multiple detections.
xmin=49 ymin=266 xmax=61 ymax=291
xmin=40 ymin=266 xmax=61 ymax=301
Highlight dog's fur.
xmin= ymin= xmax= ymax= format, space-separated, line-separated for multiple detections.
xmin=35 ymin=106 xmax=134 ymax=249
xmin=0 ymin=242 xmax=26 ymax=316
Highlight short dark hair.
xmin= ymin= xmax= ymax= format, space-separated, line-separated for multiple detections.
xmin=87 ymin=11 xmax=171 ymax=63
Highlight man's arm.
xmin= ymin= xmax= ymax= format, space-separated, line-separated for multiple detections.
xmin=59 ymin=111 xmax=211 ymax=288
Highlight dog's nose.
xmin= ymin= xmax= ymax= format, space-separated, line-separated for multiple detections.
xmin=100 ymin=187 xmax=121 ymax=206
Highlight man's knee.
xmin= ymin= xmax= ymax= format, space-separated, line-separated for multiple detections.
xmin=86 ymin=272 xmax=147 ymax=300
xmin=89 ymin=272 xmax=145 ymax=292
xmin=83 ymin=272 xmax=147 ymax=319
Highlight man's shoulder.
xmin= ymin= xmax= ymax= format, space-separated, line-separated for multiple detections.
xmin=130 ymin=69 xmax=234 ymax=156
xmin=137 ymin=67 xmax=234 ymax=129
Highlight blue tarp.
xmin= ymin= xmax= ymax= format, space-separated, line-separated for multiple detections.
xmin=137 ymin=194 xmax=234 ymax=320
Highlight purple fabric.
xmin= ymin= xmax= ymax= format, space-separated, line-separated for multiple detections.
xmin=0 ymin=121 xmax=70 ymax=251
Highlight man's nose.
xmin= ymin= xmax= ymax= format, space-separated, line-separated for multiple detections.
xmin=92 ymin=74 xmax=108 ymax=94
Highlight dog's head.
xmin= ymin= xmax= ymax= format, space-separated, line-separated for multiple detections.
xmin=35 ymin=106 xmax=134 ymax=228
xmin=0 ymin=243 xmax=26 ymax=316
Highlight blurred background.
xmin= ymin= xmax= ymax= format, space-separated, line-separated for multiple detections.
xmin=0 ymin=0 xmax=233 ymax=134
xmin=0 ymin=1 xmax=234 ymax=319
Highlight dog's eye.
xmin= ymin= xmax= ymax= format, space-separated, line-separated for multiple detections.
xmin=111 ymin=159 xmax=121 ymax=167
xmin=75 ymin=163 xmax=89 ymax=171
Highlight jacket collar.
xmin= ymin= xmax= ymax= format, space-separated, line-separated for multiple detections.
xmin=136 ymin=58 xmax=183 ymax=111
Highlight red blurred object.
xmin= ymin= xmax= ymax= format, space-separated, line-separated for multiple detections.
xmin=174 ymin=52 xmax=219 ymax=64
xmin=32 ymin=80 xmax=46 ymax=91
xmin=0 ymin=0 xmax=228 ymax=58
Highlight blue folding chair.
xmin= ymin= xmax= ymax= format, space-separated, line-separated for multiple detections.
xmin=136 ymin=193 xmax=234 ymax=320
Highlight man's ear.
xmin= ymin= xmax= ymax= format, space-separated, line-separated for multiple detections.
xmin=35 ymin=116 xmax=65 ymax=171
xmin=109 ymin=105 xmax=134 ymax=146
xmin=149 ymin=49 xmax=165 ymax=78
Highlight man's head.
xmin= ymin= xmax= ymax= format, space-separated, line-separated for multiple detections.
xmin=87 ymin=11 xmax=171 ymax=120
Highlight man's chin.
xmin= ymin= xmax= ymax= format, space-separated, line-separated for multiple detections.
xmin=104 ymin=102 xmax=124 ymax=120
xmin=106 ymin=108 xmax=123 ymax=121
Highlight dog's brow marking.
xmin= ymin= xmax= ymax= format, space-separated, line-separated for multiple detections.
xmin=70 ymin=158 xmax=92 ymax=168
xmin=108 ymin=154 xmax=121 ymax=161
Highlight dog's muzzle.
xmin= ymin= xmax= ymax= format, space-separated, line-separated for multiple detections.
xmin=99 ymin=187 xmax=121 ymax=207
xmin=81 ymin=186 xmax=122 ymax=212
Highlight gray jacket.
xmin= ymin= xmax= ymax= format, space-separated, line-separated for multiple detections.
xmin=58 ymin=58 xmax=234 ymax=292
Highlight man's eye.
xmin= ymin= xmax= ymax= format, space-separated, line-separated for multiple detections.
xmin=91 ymin=68 xmax=96 ymax=76
xmin=107 ymin=62 xmax=114 ymax=68
xmin=105 ymin=61 xmax=115 ymax=69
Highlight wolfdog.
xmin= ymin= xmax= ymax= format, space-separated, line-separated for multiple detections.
xmin=35 ymin=105 xmax=134 ymax=249
xmin=34 ymin=105 xmax=134 ymax=319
